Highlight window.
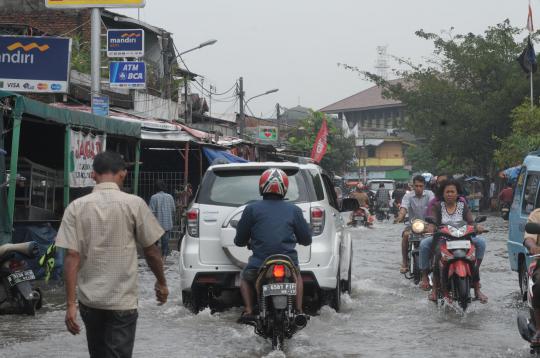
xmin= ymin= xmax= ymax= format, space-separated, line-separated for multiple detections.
xmin=322 ymin=174 xmax=339 ymax=210
xmin=308 ymin=170 xmax=325 ymax=201
xmin=522 ymin=173 xmax=540 ymax=215
xmin=197 ymin=168 xmax=308 ymax=207
xmin=367 ymin=146 xmax=377 ymax=158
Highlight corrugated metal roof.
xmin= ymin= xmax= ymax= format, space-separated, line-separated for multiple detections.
xmin=320 ymin=79 xmax=404 ymax=113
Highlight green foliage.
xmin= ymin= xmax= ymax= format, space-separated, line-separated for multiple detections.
xmin=288 ymin=111 xmax=356 ymax=174
xmin=494 ymin=101 xmax=540 ymax=167
xmin=344 ymin=20 xmax=537 ymax=175
xmin=70 ymin=35 xmax=91 ymax=74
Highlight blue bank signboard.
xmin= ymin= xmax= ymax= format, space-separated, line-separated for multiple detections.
xmin=109 ymin=61 xmax=146 ymax=89
xmin=0 ymin=35 xmax=71 ymax=93
xmin=107 ymin=29 xmax=144 ymax=58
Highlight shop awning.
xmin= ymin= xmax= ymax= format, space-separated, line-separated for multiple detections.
xmin=202 ymin=147 xmax=248 ymax=164
xmin=0 ymin=90 xmax=141 ymax=138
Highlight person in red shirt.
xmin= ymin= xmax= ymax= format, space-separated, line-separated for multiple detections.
xmin=498 ymin=184 xmax=514 ymax=205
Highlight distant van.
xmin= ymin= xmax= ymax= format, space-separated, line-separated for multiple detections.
xmin=507 ymin=151 xmax=540 ymax=299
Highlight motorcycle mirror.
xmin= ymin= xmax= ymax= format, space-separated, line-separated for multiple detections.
xmin=474 ymin=216 xmax=487 ymax=223
xmin=526 ymin=223 xmax=540 ymax=235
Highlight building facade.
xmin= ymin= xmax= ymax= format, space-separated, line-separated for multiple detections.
xmin=321 ymin=80 xmax=413 ymax=181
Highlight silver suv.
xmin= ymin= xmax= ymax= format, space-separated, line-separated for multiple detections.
xmin=179 ymin=162 xmax=353 ymax=312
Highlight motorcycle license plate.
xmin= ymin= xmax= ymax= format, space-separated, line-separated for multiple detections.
xmin=262 ymin=283 xmax=297 ymax=297
xmin=354 ymin=216 xmax=363 ymax=220
xmin=446 ymin=240 xmax=471 ymax=250
xmin=7 ymin=270 xmax=35 ymax=287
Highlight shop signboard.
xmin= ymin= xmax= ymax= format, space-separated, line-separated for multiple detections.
xmin=45 ymin=0 xmax=145 ymax=8
xmin=107 ymin=29 xmax=144 ymax=58
xmin=69 ymin=130 xmax=107 ymax=188
xmin=258 ymin=126 xmax=278 ymax=141
xmin=91 ymin=95 xmax=109 ymax=117
xmin=0 ymin=35 xmax=71 ymax=93
xmin=109 ymin=61 xmax=146 ymax=89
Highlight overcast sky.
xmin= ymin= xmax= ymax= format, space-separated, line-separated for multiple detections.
xmin=119 ymin=0 xmax=528 ymax=118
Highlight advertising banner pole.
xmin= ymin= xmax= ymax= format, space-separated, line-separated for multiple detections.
xmin=91 ymin=8 xmax=101 ymax=97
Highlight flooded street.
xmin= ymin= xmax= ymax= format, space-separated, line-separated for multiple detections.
xmin=0 ymin=215 xmax=531 ymax=357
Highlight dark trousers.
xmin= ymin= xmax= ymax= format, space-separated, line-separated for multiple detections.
xmin=79 ymin=302 xmax=138 ymax=358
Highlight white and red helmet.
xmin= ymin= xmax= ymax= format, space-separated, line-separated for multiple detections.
xmin=259 ymin=168 xmax=289 ymax=197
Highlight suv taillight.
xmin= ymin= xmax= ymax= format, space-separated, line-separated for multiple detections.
xmin=187 ymin=208 xmax=199 ymax=238
xmin=310 ymin=207 xmax=325 ymax=236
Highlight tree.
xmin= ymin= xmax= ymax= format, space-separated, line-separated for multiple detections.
xmin=494 ymin=101 xmax=540 ymax=167
xmin=342 ymin=20 xmax=537 ymax=175
xmin=288 ymin=111 xmax=356 ymax=174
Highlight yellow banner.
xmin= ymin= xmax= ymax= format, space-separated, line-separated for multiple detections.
xmin=45 ymin=0 xmax=145 ymax=8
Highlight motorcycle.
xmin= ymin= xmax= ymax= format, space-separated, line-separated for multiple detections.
xmin=0 ymin=242 xmax=42 ymax=315
xmin=351 ymin=207 xmax=373 ymax=228
xmin=500 ymin=202 xmax=510 ymax=221
xmin=403 ymin=219 xmax=429 ymax=285
xmin=375 ymin=203 xmax=390 ymax=222
xmin=427 ymin=215 xmax=487 ymax=311
xmin=517 ymin=222 xmax=540 ymax=354
xmin=252 ymin=254 xmax=308 ymax=351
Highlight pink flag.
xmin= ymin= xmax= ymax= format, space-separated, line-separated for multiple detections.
xmin=311 ymin=118 xmax=329 ymax=163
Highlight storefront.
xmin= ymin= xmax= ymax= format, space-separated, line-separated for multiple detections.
xmin=0 ymin=90 xmax=141 ymax=245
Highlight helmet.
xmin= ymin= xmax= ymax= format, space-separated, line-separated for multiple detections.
xmin=259 ymin=168 xmax=289 ymax=197
xmin=421 ymin=172 xmax=433 ymax=184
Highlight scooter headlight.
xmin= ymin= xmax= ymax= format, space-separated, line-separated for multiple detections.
xmin=411 ymin=220 xmax=425 ymax=234
xmin=448 ymin=225 xmax=467 ymax=238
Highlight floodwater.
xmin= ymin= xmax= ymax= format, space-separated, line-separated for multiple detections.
xmin=0 ymin=216 xmax=532 ymax=357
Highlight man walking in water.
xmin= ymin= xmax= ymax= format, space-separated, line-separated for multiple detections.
xmin=57 ymin=152 xmax=168 ymax=358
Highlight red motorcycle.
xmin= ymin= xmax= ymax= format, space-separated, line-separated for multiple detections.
xmin=351 ymin=207 xmax=373 ymax=228
xmin=427 ymin=216 xmax=486 ymax=311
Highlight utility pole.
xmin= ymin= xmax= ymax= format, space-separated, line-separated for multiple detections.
xmin=90 ymin=8 xmax=101 ymax=98
xmin=184 ymin=77 xmax=190 ymax=124
xmin=276 ymin=103 xmax=281 ymax=147
xmin=238 ymin=77 xmax=245 ymax=138
xmin=362 ymin=135 xmax=367 ymax=184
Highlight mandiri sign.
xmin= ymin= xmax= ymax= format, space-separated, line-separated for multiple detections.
xmin=109 ymin=61 xmax=146 ymax=89
xmin=107 ymin=29 xmax=144 ymax=58
xmin=45 ymin=0 xmax=145 ymax=8
xmin=0 ymin=35 xmax=71 ymax=93
xmin=69 ymin=130 xmax=107 ymax=188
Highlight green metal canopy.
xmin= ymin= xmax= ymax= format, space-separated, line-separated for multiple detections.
xmin=0 ymin=90 xmax=141 ymax=137
xmin=0 ymin=90 xmax=143 ymax=245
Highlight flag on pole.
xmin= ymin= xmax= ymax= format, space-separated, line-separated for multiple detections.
xmin=517 ymin=36 xmax=538 ymax=74
xmin=528 ymin=4 xmax=535 ymax=33
xmin=311 ymin=117 xmax=329 ymax=163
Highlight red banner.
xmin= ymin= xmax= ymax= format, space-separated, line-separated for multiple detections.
xmin=311 ymin=118 xmax=328 ymax=163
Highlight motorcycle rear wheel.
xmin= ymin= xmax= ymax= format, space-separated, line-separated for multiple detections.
xmin=271 ymin=310 xmax=285 ymax=351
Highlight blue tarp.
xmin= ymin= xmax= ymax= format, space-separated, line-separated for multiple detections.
xmin=202 ymin=147 xmax=248 ymax=164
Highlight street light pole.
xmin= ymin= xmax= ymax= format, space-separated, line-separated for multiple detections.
xmin=238 ymin=77 xmax=245 ymax=138
xmin=90 ymin=8 xmax=101 ymax=98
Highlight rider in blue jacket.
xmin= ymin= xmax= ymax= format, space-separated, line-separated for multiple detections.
xmin=234 ymin=168 xmax=312 ymax=323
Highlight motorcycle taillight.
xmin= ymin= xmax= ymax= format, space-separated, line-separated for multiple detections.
xmin=273 ymin=264 xmax=285 ymax=279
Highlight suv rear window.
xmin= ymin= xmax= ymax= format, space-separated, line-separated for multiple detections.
xmin=197 ymin=168 xmax=309 ymax=207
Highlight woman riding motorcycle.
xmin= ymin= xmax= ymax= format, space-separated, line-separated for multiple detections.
xmin=428 ymin=178 xmax=488 ymax=303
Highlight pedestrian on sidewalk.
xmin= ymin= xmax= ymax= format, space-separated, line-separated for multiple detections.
xmin=56 ymin=151 xmax=168 ymax=358
xmin=149 ymin=180 xmax=176 ymax=263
